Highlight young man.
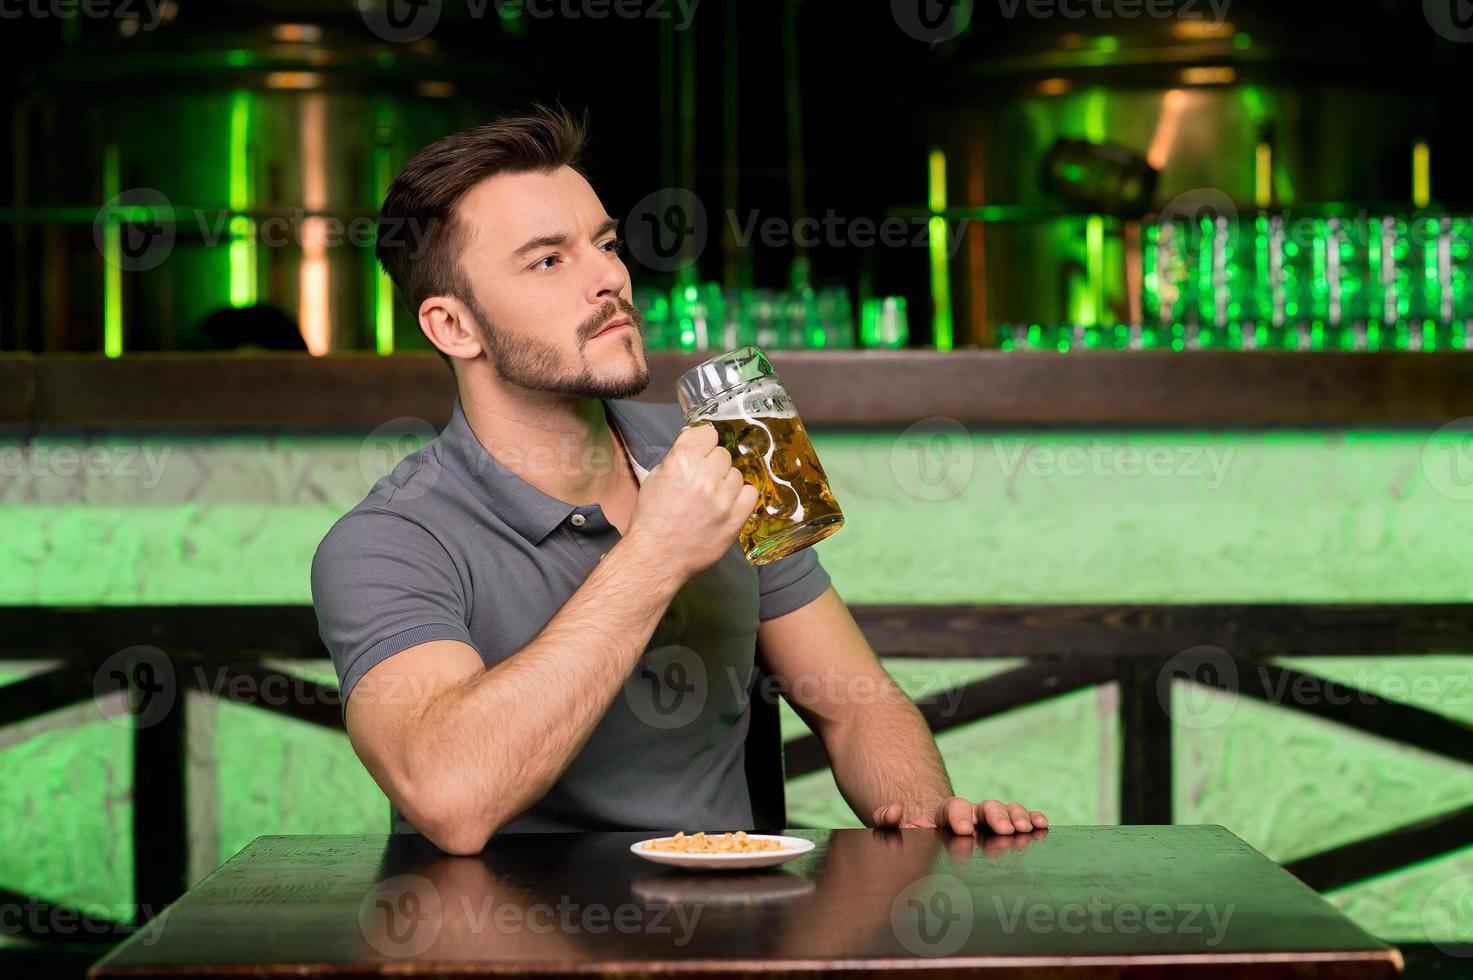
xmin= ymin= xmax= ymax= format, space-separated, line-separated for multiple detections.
xmin=311 ymin=105 xmax=1048 ymax=855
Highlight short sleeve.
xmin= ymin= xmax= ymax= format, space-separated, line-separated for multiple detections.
xmin=310 ymin=509 xmax=477 ymax=704
xmin=755 ymin=544 xmax=833 ymax=621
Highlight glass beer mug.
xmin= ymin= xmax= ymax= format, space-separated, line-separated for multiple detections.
xmin=676 ymin=346 xmax=844 ymax=565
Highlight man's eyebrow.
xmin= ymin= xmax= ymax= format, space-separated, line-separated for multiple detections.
xmin=510 ymin=217 xmax=621 ymax=259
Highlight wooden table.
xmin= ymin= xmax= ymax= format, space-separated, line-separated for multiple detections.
xmin=90 ymin=827 xmax=1401 ymax=979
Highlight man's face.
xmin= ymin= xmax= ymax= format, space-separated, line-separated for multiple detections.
xmin=453 ymin=166 xmax=649 ymax=398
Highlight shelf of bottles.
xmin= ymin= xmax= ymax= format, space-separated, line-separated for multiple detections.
xmin=634 ymin=282 xmax=909 ymax=352
xmin=997 ymin=212 xmax=1473 ymax=352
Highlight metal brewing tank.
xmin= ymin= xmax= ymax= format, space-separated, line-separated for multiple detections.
xmin=927 ymin=4 xmax=1454 ymax=346
xmin=8 ymin=1 xmax=530 ymax=353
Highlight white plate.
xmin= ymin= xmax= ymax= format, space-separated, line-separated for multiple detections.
xmin=630 ymin=871 xmax=816 ymax=904
xmin=630 ymin=834 xmax=815 ymax=870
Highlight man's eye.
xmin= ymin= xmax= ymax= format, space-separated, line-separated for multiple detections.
xmin=602 ymin=238 xmax=625 ymax=254
xmin=533 ymin=255 xmax=559 ymax=270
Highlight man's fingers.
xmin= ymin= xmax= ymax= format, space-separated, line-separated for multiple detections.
xmin=670 ymin=422 xmax=718 ymax=463
xmin=942 ymin=796 xmax=976 ymax=835
xmin=1029 ymin=810 xmax=1049 ymax=829
xmin=1006 ymin=801 xmax=1033 ymax=833
xmin=978 ymin=799 xmax=1015 ymax=835
xmin=730 ymin=483 xmax=759 ymax=517
xmin=873 ymin=803 xmax=902 ymax=826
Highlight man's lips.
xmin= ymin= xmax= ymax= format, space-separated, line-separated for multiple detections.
xmin=592 ymin=317 xmax=632 ymax=339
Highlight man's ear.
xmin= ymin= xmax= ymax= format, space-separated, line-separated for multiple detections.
xmin=418 ymin=295 xmax=485 ymax=363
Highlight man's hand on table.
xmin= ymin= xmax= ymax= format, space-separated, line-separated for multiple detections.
xmin=872 ymin=797 xmax=1048 ymax=835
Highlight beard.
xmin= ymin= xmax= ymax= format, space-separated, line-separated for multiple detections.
xmin=464 ymin=292 xmax=652 ymax=399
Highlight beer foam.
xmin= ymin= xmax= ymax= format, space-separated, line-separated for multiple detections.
xmin=699 ymin=376 xmax=799 ymax=421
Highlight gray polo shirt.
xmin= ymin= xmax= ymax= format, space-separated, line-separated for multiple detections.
xmin=310 ymin=396 xmax=832 ymax=836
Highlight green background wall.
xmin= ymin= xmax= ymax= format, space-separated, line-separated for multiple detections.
xmin=1 ymin=421 xmax=1469 ymax=952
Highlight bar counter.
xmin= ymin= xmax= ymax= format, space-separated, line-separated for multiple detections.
xmin=90 ymin=827 xmax=1401 ymax=979
xmin=4 ymin=350 xmax=1473 ymax=429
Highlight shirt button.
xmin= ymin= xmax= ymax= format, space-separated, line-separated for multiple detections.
xmin=570 ymin=513 xmax=587 ymax=528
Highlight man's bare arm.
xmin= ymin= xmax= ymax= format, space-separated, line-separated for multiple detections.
xmin=343 ymin=423 xmax=758 ymax=855
xmin=756 ymin=587 xmax=1048 ymax=836
xmin=346 ymin=537 xmax=680 ymax=854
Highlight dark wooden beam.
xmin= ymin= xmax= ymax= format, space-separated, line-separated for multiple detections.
xmin=9 ymin=350 xmax=1473 ymax=429
xmin=1231 ymin=662 xmax=1473 ymax=765
xmin=4 ymin=604 xmax=1472 ymax=661
xmin=849 ymin=604 xmax=1473 ymax=659
xmin=0 ymin=355 xmax=33 ymax=425
xmin=190 ymin=661 xmax=343 ymax=730
xmin=1118 ymin=656 xmax=1174 ymax=825
xmin=131 ymin=696 xmax=188 ymax=924
xmin=1284 ymin=804 xmax=1473 ymax=892
xmin=29 ymin=352 xmax=454 ymax=430
xmin=782 ymin=659 xmax=1115 ymax=779
xmin=0 ymin=665 xmax=96 ymax=727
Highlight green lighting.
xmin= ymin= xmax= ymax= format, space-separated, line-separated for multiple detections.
xmin=1233 ymin=32 xmax=1252 ymax=49
xmin=927 ymin=149 xmax=953 ymax=351
xmin=103 ymin=144 xmax=122 ymax=358
xmin=1255 ymin=142 xmax=1273 ymax=208
xmin=1084 ymin=89 xmax=1107 ymax=144
xmin=1085 ymin=216 xmax=1105 ymax=327
xmin=229 ymin=92 xmax=257 ymax=309
xmin=1097 ymin=35 xmax=1119 ymax=52
xmin=373 ymin=100 xmax=396 ymax=355
xmin=1242 ymin=85 xmax=1266 ymax=121
xmin=1413 ymin=141 xmax=1431 ymax=209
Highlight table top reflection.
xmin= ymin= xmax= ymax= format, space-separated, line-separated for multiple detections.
xmin=91 ymin=826 xmax=1400 ymax=979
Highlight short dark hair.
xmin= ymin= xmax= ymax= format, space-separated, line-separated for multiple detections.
xmin=375 ymin=103 xmax=591 ymax=364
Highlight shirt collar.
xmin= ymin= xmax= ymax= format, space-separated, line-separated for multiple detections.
xmin=438 ymin=396 xmax=661 ymax=544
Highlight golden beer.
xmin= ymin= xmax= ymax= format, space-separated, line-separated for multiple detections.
xmin=677 ymin=347 xmax=844 ymax=565
xmin=706 ymin=412 xmax=844 ymax=563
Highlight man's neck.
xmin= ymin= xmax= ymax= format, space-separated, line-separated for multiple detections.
xmin=458 ymin=381 xmax=627 ymax=505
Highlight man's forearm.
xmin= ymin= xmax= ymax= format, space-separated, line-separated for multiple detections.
xmin=409 ymin=536 xmax=681 ymax=847
xmin=822 ymin=685 xmax=953 ymax=823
